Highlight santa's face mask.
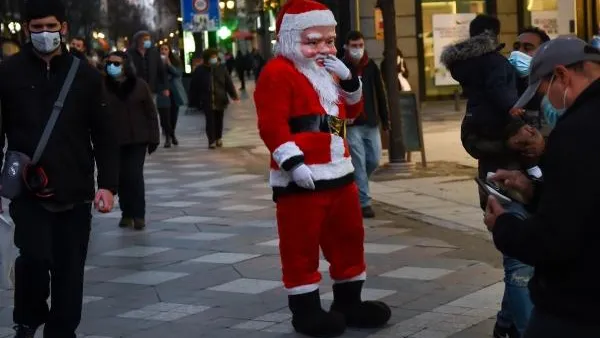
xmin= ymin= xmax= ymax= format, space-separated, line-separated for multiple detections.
xmin=299 ymin=26 xmax=337 ymax=67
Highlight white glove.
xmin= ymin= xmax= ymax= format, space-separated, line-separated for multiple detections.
xmin=291 ymin=164 xmax=315 ymax=190
xmin=323 ymin=55 xmax=352 ymax=80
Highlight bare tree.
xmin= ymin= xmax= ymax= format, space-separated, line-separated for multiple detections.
xmin=105 ymin=0 xmax=148 ymax=43
xmin=376 ymin=0 xmax=406 ymax=162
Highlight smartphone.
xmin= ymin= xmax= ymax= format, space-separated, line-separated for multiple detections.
xmin=474 ymin=177 xmax=513 ymax=204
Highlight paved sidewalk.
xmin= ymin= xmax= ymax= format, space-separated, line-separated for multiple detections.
xmin=0 ymin=108 xmax=506 ymax=337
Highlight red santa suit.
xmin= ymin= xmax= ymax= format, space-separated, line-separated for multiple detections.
xmin=254 ymin=1 xmax=390 ymax=337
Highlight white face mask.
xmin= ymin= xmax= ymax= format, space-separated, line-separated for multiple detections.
xmin=348 ymin=47 xmax=364 ymax=60
xmin=31 ymin=31 xmax=62 ymax=54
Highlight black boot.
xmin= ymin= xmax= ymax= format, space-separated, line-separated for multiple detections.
xmin=164 ymin=136 xmax=172 ymax=148
xmin=289 ymin=290 xmax=346 ymax=337
xmin=13 ymin=325 xmax=36 ymax=338
xmin=171 ymin=134 xmax=179 ymax=146
xmin=330 ymin=280 xmax=391 ymax=328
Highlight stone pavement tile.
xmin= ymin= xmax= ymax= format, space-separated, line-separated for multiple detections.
xmin=444 ymin=282 xmax=503 ymax=310
xmin=102 ymin=246 xmax=172 ymax=258
xmin=164 ymin=216 xmax=218 ymax=224
xmin=219 ymin=204 xmax=269 ymax=212
xmin=321 ymin=288 xmax=396 ymax=301
xmin=109 ymin=271 xmax=189 ymax=285
xmin=436 ymin=263 xmax=503 ymax=288
xmin=189 ymin=190 xmax=235 ymax=198
xmin=182 ymin=174 xmax=261 ymax=188
xmin=77 ymin=317 xmax=163 ymax=337
xmin=381 ymin=267 xmax=456 ymax=281
xmin=153 ymin=201 xmax=200 ymax=208
xmin=188 ymin=252 xmax=262 ymax=264
xmin=447 ymin=318 xmax=495 ymax=338
xmin=364 ymin=243 xmax=410 ymax=254
xmin=208 ymin=278 xmax=282 ymax=294
xmin=118 ymin=302 xmax=211 ymax=321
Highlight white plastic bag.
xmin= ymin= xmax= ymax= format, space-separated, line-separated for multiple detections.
xmin=0 ymin=213 xmax=16 ymax=289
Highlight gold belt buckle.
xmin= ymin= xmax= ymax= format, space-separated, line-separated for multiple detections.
xmin=328 ymin=116 xmax=347 ymax=139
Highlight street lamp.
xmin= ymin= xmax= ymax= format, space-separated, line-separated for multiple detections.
xmin=92 ymin=31 xmax=98 ymax=39
xmin=169 ymin=32 xmax=174 ymax=37
xmin=7 ymin=22 xmax=21 ymax=34
xmin=226 ymin=0 xmax=235 ymax=9
xmin=97 ymin=32 xmax=105 ymax=39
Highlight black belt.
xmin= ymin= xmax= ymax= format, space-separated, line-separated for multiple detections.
xmin=289 ymin=114 xmax=346 ymax=138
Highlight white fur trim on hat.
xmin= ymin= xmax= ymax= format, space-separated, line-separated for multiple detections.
xmin=279 ymin=9 xmax=337 ymax=33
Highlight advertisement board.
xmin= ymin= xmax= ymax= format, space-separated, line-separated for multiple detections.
xmin=432 ymin=13 xmax=476 ymax=86
xmin=181 ymin=0 xmax=220 ymax=32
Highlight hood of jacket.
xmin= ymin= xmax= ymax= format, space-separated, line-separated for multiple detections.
xmin=440 ymin=34 xmax=504 ymax=85
xmin=130 ymin=30 xmax=151 ymax=49
xmin=105 ymin=76 xmax=138 ymax=101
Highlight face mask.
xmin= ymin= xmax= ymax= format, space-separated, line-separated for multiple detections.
xmin=106 ymin=64 xmax=123 ymax=78
xmin=348 ymin=47 xmax=364 ymax=60
xmin=143 ymin=40 xmax=152 ymax=49
xmin=508 ymin=50 xmax=532 ymax=78
xmin=31 ymin=31 xmax=61 ymax=54
xmin=209 ymin=57 xmax=218 ymax=65
xmin=542 ymin=74 xmax=568 ymax=127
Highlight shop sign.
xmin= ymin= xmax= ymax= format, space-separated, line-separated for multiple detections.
xmin=432 ymin=13 xmax=476 ymax=86
xmin=181 ymin=0 xmax=220 ymax=32
xmin=375 ymin=8 xmax=384 ymax=40
xmin=531 ymin=11 xmax=559 ymax=39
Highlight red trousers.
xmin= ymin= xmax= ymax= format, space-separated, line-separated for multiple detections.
xmin=276 ymin=183 xmax=366 ymax=293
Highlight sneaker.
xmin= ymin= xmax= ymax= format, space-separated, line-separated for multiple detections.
xmin=13 ymin=325 xmax=36 ymax=338
xmin=216 ymin=139 xmax=223 ymax=147
xmin=361 ymin=206 xmax=375 ymax=218
xmin=133 ymin=218 xmax=146 ymax=230
xmin=493 ymin=322 xmax=519 ymax=338
xmin=119 ymin=217 xmax=134 ymax=228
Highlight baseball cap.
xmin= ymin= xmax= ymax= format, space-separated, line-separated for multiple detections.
xmin=513 ymin=36 xmax=600 ymax=108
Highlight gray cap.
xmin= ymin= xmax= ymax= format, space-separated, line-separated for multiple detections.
xmin=513 ymin=35 xmax=600 ymax=108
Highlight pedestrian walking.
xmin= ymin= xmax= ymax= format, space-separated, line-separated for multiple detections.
xmin=188 ymin=48 xmax=239 ymax=149
xmin=254 ymin=1 xmax=391 ymax=336
xmin=485 ymin=36 xmax=600 ymax=338
xmin=0 ymin=0 xmax=119 ymax=336
xmin=160 ymin=45 xmax=188 ymax=146
xmin=157 ymin=53 xmax=173 ymax=148
xmin=441 ymin=14 xmax=534 ymax=337
xmin=342 ymin=31 xmax=390 ymax=219
xmin=127 ymin=30 xmax=169 ymax=101
xmin=381 ymin=48 xmax=411 ymax=92
xmin=104 ymin=51 xmax=159 ymax=231
xmin=235 ymin=50 xmax=246 ymax=90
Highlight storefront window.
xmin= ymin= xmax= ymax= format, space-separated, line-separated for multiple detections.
xmin=421 ymin=0 xmax=485 ymax=99
xmin=522 ymin=0 xmax=576 ymax=38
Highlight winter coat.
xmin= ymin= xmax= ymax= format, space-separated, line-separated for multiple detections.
xmin=166 ymin=64 xmax=188 ymax=106
xmin=441 ymin=34 xmax=524 ymax=178
xmin=105 ymin=76 xmax=160 ymax=147
xmin=344 ymin=56 xmax=389 ymax=128
xmin=127 ymin=32 xmax=168 ymax=94
xmin=188 ymin=64 xmax=238 ymax=112
xmin=0 ymin=44 xmax=119 ymax=203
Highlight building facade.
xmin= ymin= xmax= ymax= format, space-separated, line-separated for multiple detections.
xmin=328 ymin=0 xmax=600 ymax=102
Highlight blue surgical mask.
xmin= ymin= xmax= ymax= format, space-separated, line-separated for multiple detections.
xmin=209 ymin=57 xmax=218 ymax=65
xmin=508 ymin=50 xmax=532 ymax=78
xmin=106 ymin=64 xmax=123 ymax=78
xmin=143 ymin=40 xmax=152 ymax=49
xmin=541 ymin=74 xmax=568 ymax=128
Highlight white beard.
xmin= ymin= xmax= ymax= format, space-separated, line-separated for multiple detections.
xmin=276 ymin=31 xmax=340 ymax=116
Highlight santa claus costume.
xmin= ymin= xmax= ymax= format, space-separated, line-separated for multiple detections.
xmin=254 ymin=0 xmax=391 ymax=337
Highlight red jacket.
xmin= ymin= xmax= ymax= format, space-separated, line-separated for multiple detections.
xmin=254 ymin=56 xmax=363 ymax=198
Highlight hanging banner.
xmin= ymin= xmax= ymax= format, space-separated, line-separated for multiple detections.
xmin=432 ymin=13 xmax=476 ymax=86
xmin=181 ymin=0 xmax=220 ymax=32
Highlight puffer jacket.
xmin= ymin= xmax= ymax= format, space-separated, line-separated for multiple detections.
xmin=441 ymin=34 xmax=524 ymax=178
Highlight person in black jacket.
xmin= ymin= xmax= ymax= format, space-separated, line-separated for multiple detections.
xmin=0 ymin=0 xmax=119 ymax=337
xmin=188 ymin=48 xmax=239 ymax=149
xmin=441 ymin=15 xmax=534 ymax=338
xmin=127 ymin=31 xmax=169 ymax=99
xmin=343 ymin=31 xmax=389 ymax=218
xmin=485 ymin=36 xmax=600 ymax=338
xmin=104 ymin=51 xmax=159 ymax=231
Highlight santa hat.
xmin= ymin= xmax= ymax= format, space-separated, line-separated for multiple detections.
xmin=276 ymin=0 xmax=337 ymax=35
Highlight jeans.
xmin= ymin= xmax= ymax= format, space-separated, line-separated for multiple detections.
xmin=169 ymin=95 xmax=180 ymax=135
xmin=118 ymin=144 xmax=147 ymax=219
xmin=496 ymin=202 xmax=534 ymax=336
xmin=10 ymin=197 xmax=91 ymax=338
xmin=524 ymin=308 xmax=600 ymax=338
xmin=158 ymin=107 xmax=173 ymax=139
xmin=347 ymin=125 xmax=382 ymax=208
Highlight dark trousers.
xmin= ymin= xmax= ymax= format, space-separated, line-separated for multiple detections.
xmin=9 ymin=198 xmax=91 ymax=338
xmin=237 ymin=69 xmax=245 ymax=89
xmin=118 ymin=144 xmax=147 ymax=219
xmin=169 ymin=96 xmax=180 ymax=135
xmin=157 ymin=107 xmax=173 ymax=139
xmin=205 ymin=109 xmax=224 ymax=145
xmin=524 ymin=308 xmax=600 ymax=338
